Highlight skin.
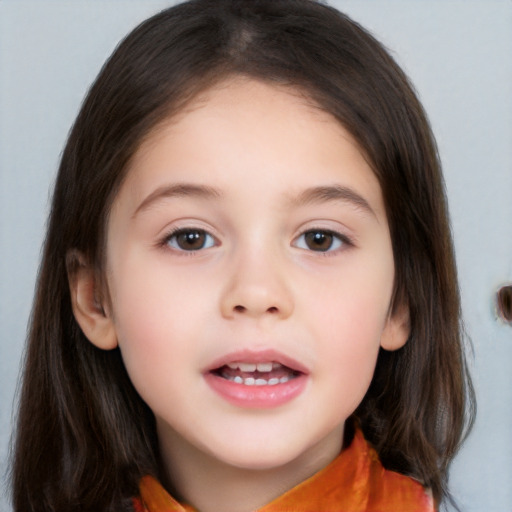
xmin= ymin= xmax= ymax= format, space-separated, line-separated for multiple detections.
xmin=70 ymin=78 xmax=409 ymax=512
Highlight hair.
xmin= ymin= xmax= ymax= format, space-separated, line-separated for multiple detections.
xmin=11 ymin=1 xmax=475 ymax=510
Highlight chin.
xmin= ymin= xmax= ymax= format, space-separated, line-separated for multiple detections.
xmin=204 ymin=435 xmax=314 ymax=472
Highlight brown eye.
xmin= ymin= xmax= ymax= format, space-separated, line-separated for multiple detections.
xmin=295 ymin=230 xmax=344 ymax=252
xmin=166 ymin=229 xmax=215 ymax=251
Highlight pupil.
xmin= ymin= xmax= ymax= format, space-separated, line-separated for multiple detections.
xmin=178 ymin=230 xmax=205 ymax=250
xmin=305 ymin=231 xmax=332 ymax=251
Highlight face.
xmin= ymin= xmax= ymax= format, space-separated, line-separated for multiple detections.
xmin=101 ymin=78 xmax=406 ymax=474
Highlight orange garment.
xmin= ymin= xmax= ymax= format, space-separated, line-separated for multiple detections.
xmin=133 ymin=428 xmax=435 ymax=512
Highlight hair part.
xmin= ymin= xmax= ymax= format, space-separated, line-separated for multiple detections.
xmin=11 ymin=1 xmax=475 ymax=510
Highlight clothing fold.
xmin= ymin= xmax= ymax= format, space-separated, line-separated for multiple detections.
xmin=133 ymin=427 xmax=434 ymax=512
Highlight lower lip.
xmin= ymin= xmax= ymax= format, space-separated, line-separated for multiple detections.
xmin=204 ymin=373 xmax=307 ymax=409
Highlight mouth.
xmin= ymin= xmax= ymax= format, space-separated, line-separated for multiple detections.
xmin=212 ymin=361 xmax=302 ymax=386
xmin=204 ymin=350 xmax=308 ymax=408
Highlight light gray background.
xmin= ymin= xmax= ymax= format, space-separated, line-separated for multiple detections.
xmin=1 ymin=1 xmax=511 ymax=511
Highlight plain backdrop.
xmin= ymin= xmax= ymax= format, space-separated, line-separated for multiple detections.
xmin=1 ymin=1 xmax=511 ymax=511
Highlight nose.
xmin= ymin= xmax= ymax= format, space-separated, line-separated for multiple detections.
xmin=219 ymin=247 xmax=294 ymax=320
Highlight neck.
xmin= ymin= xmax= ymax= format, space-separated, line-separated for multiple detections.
xmin=156 ymin=425 xmax=344 ymax=512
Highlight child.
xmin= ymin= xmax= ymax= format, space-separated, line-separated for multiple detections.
xmin=11 ymin=1 xmax=475 ymax=511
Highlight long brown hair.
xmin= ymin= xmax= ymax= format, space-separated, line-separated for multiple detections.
xmin=11 ymin=1 xmax=475 ymax=510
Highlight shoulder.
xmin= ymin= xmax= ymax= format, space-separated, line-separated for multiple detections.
xmin=259 ymin=426 xmax=436 ymax=512
xmin=364 ymin=437 xmax=436 ymax=511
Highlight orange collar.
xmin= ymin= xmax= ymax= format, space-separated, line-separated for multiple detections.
xmin=135 ymin=428 xmax=434 ymax=512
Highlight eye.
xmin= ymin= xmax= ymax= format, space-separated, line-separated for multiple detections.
xmin=294 ymin=229 xmax=347 ymax=252
xmin=165 ymin=228 xmax=216 ymax=251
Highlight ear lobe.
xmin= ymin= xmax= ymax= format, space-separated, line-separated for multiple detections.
xmin=66 ymin=251 xmax=118 ymax=350
xmin=380 ymin=302 xmax=410 ymax=351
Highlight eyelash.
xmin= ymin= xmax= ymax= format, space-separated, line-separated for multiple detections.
xmin=161 ymin=227 xmax=217 ymax=253
xmin=293 ymin=228 xmax=353 ymax=255
xmin=160 ymin=227 xmax=353 ymax=255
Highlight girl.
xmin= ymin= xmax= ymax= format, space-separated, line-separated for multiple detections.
xmin=11 ymin=1 xmax=475 ymax=511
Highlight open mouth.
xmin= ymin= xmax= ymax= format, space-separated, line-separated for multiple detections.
xmin=205 ymin=352 xmax=308 ymax=408
xmin=212 ymin=361 xmax=302 ymax=386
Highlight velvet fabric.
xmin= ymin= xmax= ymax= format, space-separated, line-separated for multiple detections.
xmin=133 ymin=428 xmax=435 ymax=511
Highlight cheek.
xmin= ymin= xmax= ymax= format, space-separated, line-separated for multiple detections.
xmin=301 ymin=257 xmax=394 ymax=404
xmin=314 ymin=302 xmax=384 ymax=418
xmin=107 ymin=257 xmax=214 ymax=394
xmin=304 ymin=258 xmax=394 ymax=345
xmin=319 ymin=299 xmax=383 ymax=382
xmin=111 ymin=251 xmax=210 ymax=333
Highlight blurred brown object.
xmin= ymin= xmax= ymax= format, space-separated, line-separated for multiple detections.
xmin=497 ymin=285 xmax=512 ymax=323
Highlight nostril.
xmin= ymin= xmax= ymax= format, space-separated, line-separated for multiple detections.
xmin=232 ymin=305 xmax=279 ymax=314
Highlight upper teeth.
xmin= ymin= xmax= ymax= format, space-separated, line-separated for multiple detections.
xmin=227 ymin=362 xmax=277 ymax=372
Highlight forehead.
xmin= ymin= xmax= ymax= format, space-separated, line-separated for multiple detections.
xmin=133 ymin=77 xmax=367 ymax=163
xmin=117 ymin=77 xmax=384 ymax=218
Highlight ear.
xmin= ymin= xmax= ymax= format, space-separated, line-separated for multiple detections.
xmin=66 ymin=250 xmax=118 ymax=350
xmin=380 ymin=301 xmax=410 ymax=351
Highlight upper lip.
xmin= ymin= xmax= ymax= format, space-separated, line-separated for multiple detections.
xmin=205 ymin=349 xmax=309 ymax=375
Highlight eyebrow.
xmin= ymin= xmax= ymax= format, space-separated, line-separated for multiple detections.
xmin=289 ymin=185 xmax=376 ymax=217
xmin=133 ymin=182 xmax=376 ymax=219
xmin=133 ymin=183 xmax=222 ymax=218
